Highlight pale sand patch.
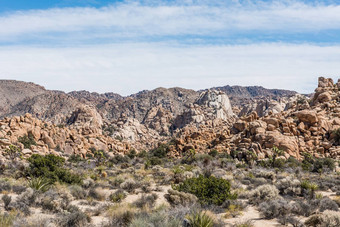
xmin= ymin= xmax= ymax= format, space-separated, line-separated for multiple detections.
xmin=223 ymin=205 xmax=282 ymax=227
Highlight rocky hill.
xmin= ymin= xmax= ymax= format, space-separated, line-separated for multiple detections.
xmin=4 ymin=78 xmax=331 ymax=160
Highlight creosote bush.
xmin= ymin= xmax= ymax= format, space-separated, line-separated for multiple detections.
xmin=18 ymin=134 xmax=36 ymax=149
xmin=173 ymin=175 xmax=237 ymax=206
xmin=27 ymin=154 xmax=82 ymax=184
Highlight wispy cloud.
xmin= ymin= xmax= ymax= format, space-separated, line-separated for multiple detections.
xmin=0 ymin=43 xmax=339 ymax=95
xmin=0 ymin=0 xmax=340 ymax=44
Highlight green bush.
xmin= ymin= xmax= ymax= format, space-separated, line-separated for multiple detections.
xmin=208 ymin=150 xmax=218 ymax=157
xmin=27 ymin=154 xmax=82 ymax=184
xmin=173 ymin=175 xmax=237 ymax=205
xmin=150 ymin=143 xmax=170 ymax=158
xmin=127 ymin=149 xmax=137 ymax=159
xmin=301 ymin=152 xmax=335 ymax=172
xmin=18 ymin=134 xmax=36 ymax=149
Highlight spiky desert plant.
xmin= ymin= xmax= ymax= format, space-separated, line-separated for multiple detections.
xmin=28 ymin=177 xmax=51 ymax=192
xmin=186 ymin=211 xmax=214 ymax=227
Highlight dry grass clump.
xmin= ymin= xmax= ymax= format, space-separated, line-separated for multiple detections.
xmin=305 ymin=210 xmax=340 ymax=227
xmin=109 ymin=189 xmax=127 ymax=203
xmin=69 ymin=185 xmax=88 ymax=200
xmin=248 ymin=184 xmax=279 ymax=204
xmin=105 ymin=205 xmax=136 ymax=227
xmin=120 ymin=179 xmax=140 ymax=193
xmin=129 ymin=210 xmax=182 ymax=227
xmin=57 ymin=205 xmax=91 ymax=227
xmin=275 ymin=176 xmax=301 ymax=196
xmin=232 ymin=220 xmax=254 ymax=227
xmin=164 ymin=189 xmax=198 ymax=207
xmin=88 ymin=186 xmax=107 ymax=201
xmin=258 ymin=198 xmax=292 ymax=220
xmin=134 ymin=193 xmax=158 ymax=209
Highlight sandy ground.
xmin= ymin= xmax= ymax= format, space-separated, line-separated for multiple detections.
xmin=223 ymin=205 xmax=282 ymax=227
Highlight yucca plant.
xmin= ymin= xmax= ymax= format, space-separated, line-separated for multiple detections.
xmin=186 ymin=211 xmax=213 ymax=227
xmin=28 ymin=177 xmax=52 ymax=192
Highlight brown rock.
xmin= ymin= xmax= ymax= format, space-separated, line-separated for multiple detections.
xmin=295 ymin=110 xmax=318 ymax=124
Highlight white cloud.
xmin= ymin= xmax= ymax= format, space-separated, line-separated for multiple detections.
xmin=0 ymin=1 xmax=340 ymax=41
xmin=0 ymin=42 xmax=339 ymax=95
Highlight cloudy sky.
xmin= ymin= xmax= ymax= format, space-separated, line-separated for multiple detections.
xmin=0 ymin=0 xmax=339 ymax=95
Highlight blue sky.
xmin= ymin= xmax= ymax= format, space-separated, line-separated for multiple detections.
xmin=0 ymin=0 xmax=340 ymax=95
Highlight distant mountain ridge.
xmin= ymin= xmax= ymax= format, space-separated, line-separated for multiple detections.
xmin=0 ymin=79 xmax=297 ymax=123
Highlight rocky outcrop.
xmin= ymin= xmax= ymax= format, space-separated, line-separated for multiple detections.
xmin=3 ymin=77 xmax=339 ymax=161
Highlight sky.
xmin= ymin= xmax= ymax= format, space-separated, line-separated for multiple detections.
xmin=0 ymin=0 xmax=340 ymax=95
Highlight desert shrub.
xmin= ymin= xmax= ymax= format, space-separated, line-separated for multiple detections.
xmin=12 ymin=216 xmax=54 ymax=227
xmin=313 ymin=158 xmax=336 ymax=172
xmin=319 ymin=197 xmax=339 ymax=212
xmin=93 ymin=150 xmax=109 ymax=166
xmin=27 ymin=154 xmax=82 ymax=184
xmin=224 ymin=203 xmax=244 ymax=218
xmin=150 ymin=143 xmax=170 ymax=158
xmin=16 ymin=188 xmax=37 ymax=207
xmin=248 ymin=184 xmax=279 ymax=205
xmin=164 ymin=189 xmax=198 ymax=207
xmin=2 ymin=195 xmax=11 ymax=210
xmin=127 ymin=149 xmax=137 ymax=159
xmin=18 ymin=134 xmax=36 ymax=149
xmin=232 ymin=220 xmax=254 ymax=227
xmin=88 ymin=187 xmax=106 ymax=201
xmin=58 ymin=207 xmax=91 ymax=227
xmin=173 ymin=175 xmax=237 ymax=206
xmin=4 ymin=145 xmax=21 ymax=161
xmin=109 ymin=189 xmax=127 ymax=203
xmin=12 ymin=185 xmax=27 ymax=194
xmin=120 ymin=179 xmax=140 ymax=193
xmin=129 ymin=210 xmax=182 ymax=227
xmin=69 ymin=185 xmax=87 ymax=199
xmin=106 ymin=207 xmax=135 ymax=227
xmin=113 ymin=154 xmax=130 ymax=164
xmin=39 ymin=188 xmax=72 ymax=213
xmin=252 ymin=169 xmax=275 ymax=180
xmin=286 ymin=156 xmax=301 ymax=168
xmin=134 ymin=193 xmax=158 ymax=209
xmin=68 ymin=154 xmax=83 ymax=163
xmin=0 ymin=180 xmax=11 ymax=193
xmin=82 ymin=178 xmax=95 ymax=189
xmin=302 ymin=152 xmax=336 ymax=173
xmin=259 ymin=199 xmax=291 ymax=220
xmin=275 ymin=176 xmax=301 ymax=196
xmin=248 ymin=177 xmax=268 ymax=188
xmin=301 ymin=180 xmax=318 ymax=198
xmin=305 ymin=210 xmax=340 ymax=227
xmin=0 ymin=212 xmax=16 ymax=227
xmin=208 ymin=150 xmax=218 ymax=157
xmin=291 ymin=200 xmax=315 ymax=217
xmin=28 ymin=177 xmax=52 ymax=192
xmin=185 ymin=211 xmax=214 ymax=227
xmin=279 ymin=216 xmax=304 ymax=227
xmin=145 ymin=157 xmax=163 ymax=168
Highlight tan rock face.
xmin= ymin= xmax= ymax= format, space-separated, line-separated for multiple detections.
xmin=295 ymin=110 xmax=318 ymax=124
